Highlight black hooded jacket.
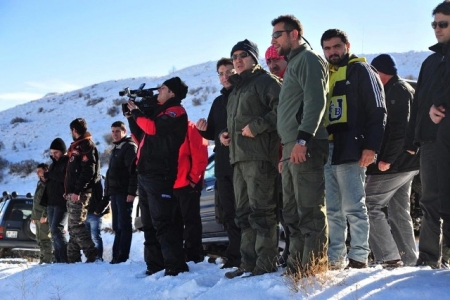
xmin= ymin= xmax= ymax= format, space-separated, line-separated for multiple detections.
xmin=198 ymin=87 xmax=233 ymax=177
xmin=45 ymin=155 xmax=69 ymax=207
xmin=405 ymin=43 xmax=447 ymax=149
xmin=367 ymin=75 xmax=419 ymax=175
xmin=104 ymin=136 xmax=138 ymax=196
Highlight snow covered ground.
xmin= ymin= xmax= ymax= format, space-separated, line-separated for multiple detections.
xmin=0 ymin=226 xmax=449 ymax=300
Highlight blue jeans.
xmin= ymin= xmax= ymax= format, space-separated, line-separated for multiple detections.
xmin=366 ymin=171 xmax=419 ymax=265
xmin=47 ymin=205 xmax=68 ymax=263
xmin=325 ymin=143 xmax=370 ymax=265
xmin=85 ymin=213 xmax=103 ymax=260
xmin=110 ymin=194 xmax=133 ymax=262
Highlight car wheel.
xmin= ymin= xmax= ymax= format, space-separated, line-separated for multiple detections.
xmin=0 ymin=248 xmax=13 ymax=258
xmin=23 ymin=216 xmax=37 ymax=240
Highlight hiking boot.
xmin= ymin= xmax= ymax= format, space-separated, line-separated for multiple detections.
xmin=208 ymin=257 xmax=218 ymax=264
xmin=416 ymin=257 xmax=441 ymax=269
xmin=164 ymin=268 xmax=189 ymax=276
xmin=251 ymin=266 xmax=277 ymax=276
xmin=345 ymin=258 xmax=367 ymax=269
xmin=381 ymin=259 xmax=403 ymax=268
xmin=225 ymin=267 xmax=249 ymax=279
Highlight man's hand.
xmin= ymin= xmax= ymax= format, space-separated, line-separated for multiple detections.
xmin=430 ymin=104 xmax=445 ymax=124
xmin=278 ymin=162 xmax=283 ymax=174
xmin=127 ymin=100 xmax=139 ymax=112
xmin=40 ymin=217 xmax=47 ymax=224
xmin=290 ymin=144 xmax=308 ymax=164
xmin=220 ymin=132 xmax=231 ymax=146
xmin=378 ymin=161 xmax=391 ymax=172
xmin=126 ymin=195 xmax=135 ymax=202
xmin=70 ymin=193 xmax=80 ymax=202
xmin=359 ymin=149 xmax=376 ymax=167
xmin=241 ymin=125 xmax=255 ymax=138
xmin=196 ymin=118 xmax=208 ymax=131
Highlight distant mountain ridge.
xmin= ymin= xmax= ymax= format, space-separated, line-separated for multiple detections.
xmin=0 ymin=50 xmax=431 ymax=193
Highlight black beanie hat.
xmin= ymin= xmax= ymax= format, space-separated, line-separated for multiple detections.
xmin=371 ymin=54 xmax=398 ymax=75
xmin=230 ymin=39 xmax=259 ymax=64
xmin=163 ymin=77 xmax=188 ymax=100
xmin=50 ymin=138 xmax=67 ymax=153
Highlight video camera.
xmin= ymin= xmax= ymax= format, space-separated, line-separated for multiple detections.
xmin=119 ymin=83 xmax=159 ymax=116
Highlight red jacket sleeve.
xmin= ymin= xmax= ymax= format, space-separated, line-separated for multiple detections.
xmin=174 ymin=121 xmax=209 ymax=188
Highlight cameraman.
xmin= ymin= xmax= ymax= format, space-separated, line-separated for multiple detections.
xmin=126 ymin=77 xmax=189 ymax=277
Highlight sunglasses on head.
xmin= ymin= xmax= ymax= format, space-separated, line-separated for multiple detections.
xmin=432 ymin=21 xmax=449 ymax=29
xmin=232 ymin=52 xmax=250 ymax=60
xmin=271 ymin=30 xmax=292 ymax=39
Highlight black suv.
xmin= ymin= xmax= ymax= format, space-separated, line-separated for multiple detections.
xmin=0 ymin=192 xmax=38 ymax=257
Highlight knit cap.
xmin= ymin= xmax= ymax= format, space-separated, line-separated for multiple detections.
xmin=50 ymin=138 xmax=67 ymax=153
xmin=163 ymin=77 xmax=188 ymax=100
xmin=371 ymin=54 xmax=398 ymax=75
xmin=230 ymin=39 xmax=259 ymax=64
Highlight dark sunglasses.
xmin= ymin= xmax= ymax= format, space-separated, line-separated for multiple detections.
xmin=232 ymin=52 xmax=250 ymax=60
xmin=432 ymin=21 xmax=449 ymax=29
xmin=271 ymin=30 xmax=292 ymax=39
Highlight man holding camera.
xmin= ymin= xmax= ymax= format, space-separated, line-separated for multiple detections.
xmin=126 ymin=76 xmax=189 ymax=277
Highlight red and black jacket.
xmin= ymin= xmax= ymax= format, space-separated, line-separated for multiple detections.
xmin=128 ymin=97 xmax=188 ymax=183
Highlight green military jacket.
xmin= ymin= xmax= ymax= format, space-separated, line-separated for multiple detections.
xmin=226 ymin=65 xmax=281 ymax=167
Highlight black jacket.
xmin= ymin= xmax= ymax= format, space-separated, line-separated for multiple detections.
xmin=367 ymin=76 xmax=419 ymax=175
xmin=105 ymin=136 xmax=138 ymax=196
xmin=405 ymin=43 xmax=445 ymax=149
xmin=128 ymin=96 xmax=188 ymax=183
xmin=198 ymin=87 xmax=233 ymax=177
xmin=328 ymin=54 xmax=386 ymax=165
xmin=64 ymin=132 xmax=100 ymax=195
xmin=45 ymin=155 xmax=69 ymax=207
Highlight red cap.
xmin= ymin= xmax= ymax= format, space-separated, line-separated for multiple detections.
xmin=265 ymin=45 xmax=284 ymax=63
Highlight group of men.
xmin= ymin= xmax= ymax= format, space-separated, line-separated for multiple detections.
xmin=197 ymin=3 xmax=450 ymax=278
xmin=31 ymin=1 xmax=450 ymax=277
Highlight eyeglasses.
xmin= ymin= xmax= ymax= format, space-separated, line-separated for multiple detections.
xmin=218 ymin=70 xmax=235 ymax=77
xmin=272 ymin=30 xmax=292 ymax=39
xmin=432 ymin=21 xmax=449 ymax=29
xmin=231 ymin=52 xmax=250 ymax=60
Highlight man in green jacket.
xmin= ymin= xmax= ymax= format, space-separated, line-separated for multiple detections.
xmin=220 ymin=39 xmax=281 ymax=278
xmin=271 ymin=15 xmax=329 ymax=274
xmin=32 ymin=163 xmax=53 ymax=264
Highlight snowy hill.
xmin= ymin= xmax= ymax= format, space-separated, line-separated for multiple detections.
xmin=0 ymin=50 xmax=431 ymax=193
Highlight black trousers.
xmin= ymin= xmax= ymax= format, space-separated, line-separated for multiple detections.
xmin=436 ymin=115 xmax=450 ymax=247
xmin=174 ymin=185 xmax=203 ymax=262
xmin=138 ymin=175 xmax=188 ymax=273
xmin=216 ymin=175 xmax=241 ymax=262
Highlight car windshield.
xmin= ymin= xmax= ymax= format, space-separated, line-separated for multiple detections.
xmin=204 ymin=159 xmax=215 ymax=179
xmin=7 ymin=201 xmax=33 ymax=221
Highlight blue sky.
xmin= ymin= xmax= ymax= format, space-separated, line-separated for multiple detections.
xmin=0 ymin=0 xmax=435 ymax=111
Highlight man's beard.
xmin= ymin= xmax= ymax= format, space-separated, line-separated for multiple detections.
xmin=278 ymin=45 xmax=290 ymax=57
xmin=327 ymin=53 xmax=345 ymax=65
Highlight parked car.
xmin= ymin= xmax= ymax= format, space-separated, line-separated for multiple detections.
xmin=0 ymin=192 xmax=38 ymax=258
xmin=200 ymin=154 xmax=228 ymax=248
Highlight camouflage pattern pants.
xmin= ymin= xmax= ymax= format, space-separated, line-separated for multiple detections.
xmin=66 ymin=193 xmax=97 ymax=263
xmin=34 ymin=220 xmax=53 ymax=263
